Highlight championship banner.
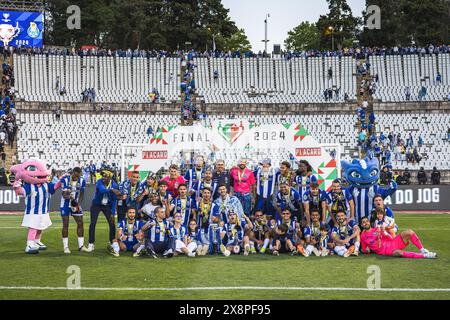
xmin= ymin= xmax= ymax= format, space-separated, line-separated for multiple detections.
xmin=0 ymin=10 xmax=43 ymax=47
xmin=127 ymin=121 xmax=339 ymax=192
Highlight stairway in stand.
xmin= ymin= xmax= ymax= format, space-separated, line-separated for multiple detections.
xmin=355 ymin=58 xmax=375 ymax=158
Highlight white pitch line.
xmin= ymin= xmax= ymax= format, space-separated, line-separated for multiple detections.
xmin=0 ymin=286 xmax=450 ymax=292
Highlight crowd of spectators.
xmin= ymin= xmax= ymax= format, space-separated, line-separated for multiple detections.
xmin=0 ymin=47 xmax=18 ymax=185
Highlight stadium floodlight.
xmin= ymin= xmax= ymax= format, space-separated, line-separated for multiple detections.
xmin=261 ymin=13 xmax=270 ymax=54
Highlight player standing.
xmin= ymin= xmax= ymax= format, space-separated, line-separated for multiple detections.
xmin=167 ymin=184 xmax=197 ymax=227
xmin=60 ymin=167 xmax=88 ymax=253
xmin=254 ymin=159 xmax=277 ymax=218
xmin=302 ymin=182 xmax=329 ymax=225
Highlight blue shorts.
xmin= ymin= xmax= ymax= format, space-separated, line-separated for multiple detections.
xmin=122 ymin=240 xmax=138 ymax=251
xmin=60 ymin=207 xmax=83 ymax=217
xmin=255 ymin=196 xmax=276 ymax=217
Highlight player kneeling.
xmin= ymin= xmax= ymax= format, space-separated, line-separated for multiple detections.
xmin=140 ymin=207 xmax=174 ymax=258
xmin=297 ymin=210 xmax=331 ymax=257
xmin=331 ymin=210 xmax=360 ymax=257
xmin=220 ymin=211 xmax=253 ymax=256
xmin=170 ymin=214 xmax=197 ymax=257
xmin=109 ymin=207 xmax=145 ymax=257
xmin=271 ymin=209 xmax=297 ymax=255
xmin=249 ymin=210 xmax=271 ymax=254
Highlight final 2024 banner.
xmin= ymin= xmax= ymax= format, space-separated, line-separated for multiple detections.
xmin=0 ymin=10 xmax=43 ymax=47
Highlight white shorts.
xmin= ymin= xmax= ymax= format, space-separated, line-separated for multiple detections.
xmin=22 ymin=213 xmax=52 ymax=230
xmin=175 ymin=240 xmax=197 ymax=253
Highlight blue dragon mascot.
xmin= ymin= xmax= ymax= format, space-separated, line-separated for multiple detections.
xmin=341 ymin=157 xmax=397 ymax=223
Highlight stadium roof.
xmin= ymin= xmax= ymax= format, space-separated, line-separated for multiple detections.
xmin=0 ymin=0 xmax=45 ymax=12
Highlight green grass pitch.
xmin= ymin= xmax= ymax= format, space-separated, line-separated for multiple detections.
xmin=0 ymin=213 xmax=449 ymax=300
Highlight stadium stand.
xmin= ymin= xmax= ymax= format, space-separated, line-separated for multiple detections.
xmin=14 ymin=54 xmax=180 ymax=103
xmin=16 ymin=112 xmax=449 ymax=172
xmin=14 ymin=52 xmax=450 ymax=104
xmin=370 ymin=53 xmax=450 ymax=102
xmin=7 ymin=47 xmax=450 ymax=184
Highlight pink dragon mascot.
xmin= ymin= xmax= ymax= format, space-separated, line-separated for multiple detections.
xmin=11 ymin=160 xmax=63 ymax=254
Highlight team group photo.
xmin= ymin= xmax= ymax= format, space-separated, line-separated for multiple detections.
xmin=0 ymin=0 xmax=449 ymax=303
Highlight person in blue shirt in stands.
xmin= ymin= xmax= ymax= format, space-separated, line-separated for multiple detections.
xmin=87 ymin=167 xmax=120 ymax=252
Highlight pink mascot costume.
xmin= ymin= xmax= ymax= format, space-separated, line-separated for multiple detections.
xmin=11 ymin=160 xmax=62 ymax=254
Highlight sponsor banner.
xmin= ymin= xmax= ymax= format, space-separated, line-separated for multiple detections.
xmin=1 ymin=185 xmax=449 ymax=212
xmin=385 ymin=185 xmax=450 ymax=211
xmin=142 ymin=150 xmax=168 ymax=160
xmin=0 ymin=186 xmax=96 ymax=212
xmin=296 ymin=148 xmax=322 ymax=157
xmin=0 ymin=10 xmax=43 ymax=47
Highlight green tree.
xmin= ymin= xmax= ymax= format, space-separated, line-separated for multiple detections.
xmin=284 ymin=21 xmax=319 ymax=51
xmin=360 ymin=0 xmax=450 ymax=47
xmin=317 ymin=0 xmax=359 ymax=50
xmin=219 ymin=28 xmax=251 ymax=52
xmin=44 ymin=0 xmax=242 ymax=51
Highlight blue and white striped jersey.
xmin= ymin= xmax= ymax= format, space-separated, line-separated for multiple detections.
xmin=276 ymin=188 xmax=302 ymax=212
xmin=294 ymin=174 xmax=317 ymax=199
xmin=191 ymin=180 xmax=218 ymax=201
xmin=275 ymin=218 xmax=297 ymax=242
xmin=118 ymin=219 xmax=144 ymax=242
xmin=118 ymin=179 xmax=140 ymax=207
xmin=171 ymin=197 xmax=197 ymax=226
xmin=23 ymin=182 xmax=56 ymax=215
xmin=197 ymin=201 xmax=220 ymax=231
xmin=348 ymin=182 xmax=397 ymax=223
xmin=184 ymin=168 xmax=205 ymax=190
xmin=331 ymin=220 xmax=358 ymax=241
xmin=254 ymin=167 xmax=277 ymax=198
xmin=60 ymin=176 xmax=86 ymax=210
xmin=327 ymin=189 xmax=353 ymax=217
xmin=304 ymin=222 xmax=325 ymax=242
xmin=224 ymin=221 xmax=247 ymax=244
xmin=147 ymin=219 xmax=172 ymax=243
xmin=170 ymin=225 xmax=187 ymax=241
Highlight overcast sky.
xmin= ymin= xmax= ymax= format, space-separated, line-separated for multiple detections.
xmin=221 ymin=0 xmax=366 ymax=52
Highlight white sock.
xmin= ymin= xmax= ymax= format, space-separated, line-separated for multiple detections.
xmin=62 ymin=237 xmax=69 ymax=248
xmin=263 ymin=238 xmax=270 ymax=249
xmin=78 ymin=237 xmax=84 ymax=248
xmin=244 ymin=244 xmax=250 ymax=251
xmin=136 ymin=244 xmax=145 ymax=254
xmin=112 ymin=242 xmax=120 ymax=253
xmin=355 ymin=242 xmax=360 ymax=252
xmin=306 ymin=245 xmax=315 ymax=255
xmin=27 ymin=240 xmax=35 ymax=247
xmin=249 ymin=242 xmax=255 ymax=249
xmin=420 ymin=248 xmax=428 ymax=254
